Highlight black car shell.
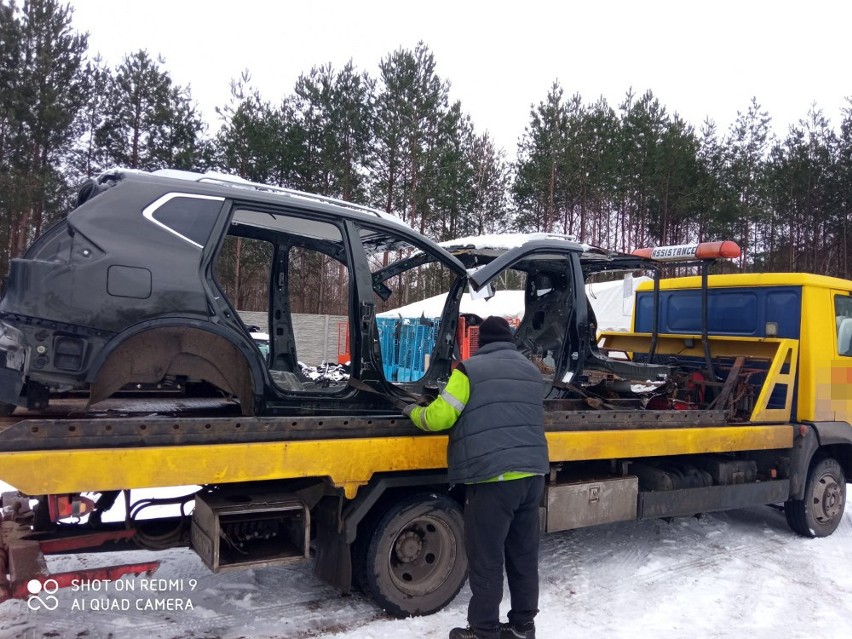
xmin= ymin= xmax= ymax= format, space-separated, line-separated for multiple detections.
xmin=0 ymin=170 xmax=468 ymax=415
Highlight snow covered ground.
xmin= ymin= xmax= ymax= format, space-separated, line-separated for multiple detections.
xmin=2 ymin=484 xmax=851 ymax=639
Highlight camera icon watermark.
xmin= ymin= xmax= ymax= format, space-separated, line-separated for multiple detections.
xmin=26 ymin=578 xmax=59 ymax=611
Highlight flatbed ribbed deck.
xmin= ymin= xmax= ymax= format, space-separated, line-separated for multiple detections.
xmin=0 ymin=398 xmax=794 ymax=499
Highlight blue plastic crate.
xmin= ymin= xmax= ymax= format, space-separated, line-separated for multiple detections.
xmin=377 ymin=317 xmax=439 ymax=381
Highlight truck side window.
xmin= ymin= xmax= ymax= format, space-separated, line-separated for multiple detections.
xmin=834 ymin=295 xmax=852 ymax=356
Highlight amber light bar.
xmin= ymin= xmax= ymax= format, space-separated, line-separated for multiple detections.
xmin=632 ymin=241 xmax=741 ymax=261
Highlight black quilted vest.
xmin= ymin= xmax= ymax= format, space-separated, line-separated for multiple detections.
xmin=447 ymin=342 xmax=549 ymax=484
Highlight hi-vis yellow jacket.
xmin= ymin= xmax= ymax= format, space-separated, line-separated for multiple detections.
xmin=404 ymin=368 xmax=469 ymax=432
xmin=403 ymin=366 xmax=535 ymax=483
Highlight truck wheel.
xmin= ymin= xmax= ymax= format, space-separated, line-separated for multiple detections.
xmin=785 ymin=456 xmax=846 ymax=537
xmin=358 ymin=493 xmax=467 ymax=617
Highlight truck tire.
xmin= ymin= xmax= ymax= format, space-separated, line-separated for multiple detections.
xmin=784 ymin=456 xmax=846 ymax=537
xmin=358 ymin=492 xmax=467 ymax=617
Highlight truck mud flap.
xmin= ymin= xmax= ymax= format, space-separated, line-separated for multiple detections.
xmin=638 ymin=479 xmax=790 ymax=520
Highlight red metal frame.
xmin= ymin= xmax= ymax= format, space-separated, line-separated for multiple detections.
xmin=1 ymin=526 xmax=160 ymax=602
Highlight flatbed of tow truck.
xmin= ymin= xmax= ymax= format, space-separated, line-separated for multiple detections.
xmin=0 ymin=395 xmax=793 ymax=499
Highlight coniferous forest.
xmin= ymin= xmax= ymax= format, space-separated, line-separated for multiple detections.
xmin=2 ymin=0 xmax=852 ymax=300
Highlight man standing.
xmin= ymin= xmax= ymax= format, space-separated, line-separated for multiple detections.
xmin=404 ymin=315 xmax=549 ymax=639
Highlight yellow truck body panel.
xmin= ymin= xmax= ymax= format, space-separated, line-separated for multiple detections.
xmin=0 ymin=425 xmax=793 ymax=498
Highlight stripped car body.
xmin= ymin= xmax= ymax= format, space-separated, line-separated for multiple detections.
xmin=0 ymin=169 xmax=660 ymax=417
xmin=0 ymin=170 xmax=463 ymax=415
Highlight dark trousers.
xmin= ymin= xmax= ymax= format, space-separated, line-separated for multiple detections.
xmin=464 ymin=475 xmax=544 ymax=637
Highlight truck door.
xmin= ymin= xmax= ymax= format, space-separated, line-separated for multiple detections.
xmin=830 ymin=291 xmax=852 ymax=423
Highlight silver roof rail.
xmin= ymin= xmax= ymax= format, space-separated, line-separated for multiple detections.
xmin=147 ymin=169 xmax=406 ymax=226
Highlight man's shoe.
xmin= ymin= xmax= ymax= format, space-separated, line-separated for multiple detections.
xmin=499 ymin=622 xmax=536 ymax=639
xmin=449 ymin=627 xmax=499 ymax=639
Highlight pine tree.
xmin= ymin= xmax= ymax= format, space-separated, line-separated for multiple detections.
xmin=465 ymin=130 xmax=512 ymax=236
xmin=213 ymin=70 xmax=278 ymax=182
xmin=723 ymin=98 xmax=773 ymax=269
xmin=325 ymin=61 xmax=374 ymax=202
xmin=95 ymin=50 xmax=204 ymax=171
xmin=765 ymin=107 xmax=837 ymax=274
xmin=569 ymin=96 xmax=618 ymax=246
xmin=614 ymin=89 xmax=670 ymax=251
xmin=695 ymin=119 xmax=735 ymax=243
xmin=0 ymin=0 xmax=87 ymax=280
xmin=648 ymin=114 xmax=701 ymax=246
xmin=836 ymin=100 xmax=852 ymax=278
xmin=372 ymin=42 xmax=450 ymax=234
xmin=286 ymin=61 xmax=374 ymax=199
xmin=513 ymin=81 xmax=568 ymax=233
xmin=69 ymin=54 xmax=111 ymax=179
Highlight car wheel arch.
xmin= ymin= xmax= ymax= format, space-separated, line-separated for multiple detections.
xmin=88 ymin=321 xmax=265 ymax=415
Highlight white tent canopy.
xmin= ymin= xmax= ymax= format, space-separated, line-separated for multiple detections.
xmin=378 ymin=275 xmax=651 ymax=332
xmin=586 ymin=275 xmax=651 ymax=331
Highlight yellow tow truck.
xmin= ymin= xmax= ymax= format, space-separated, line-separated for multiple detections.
xmin=0 ymin=171 xmax=849 ymax=616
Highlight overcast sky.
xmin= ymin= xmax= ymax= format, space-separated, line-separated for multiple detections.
xmin=68 ymin=0 xmax=851 ymax=153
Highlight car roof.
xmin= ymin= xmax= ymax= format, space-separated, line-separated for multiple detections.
xmin=96 ymin=168 xmax=412 ymax=230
